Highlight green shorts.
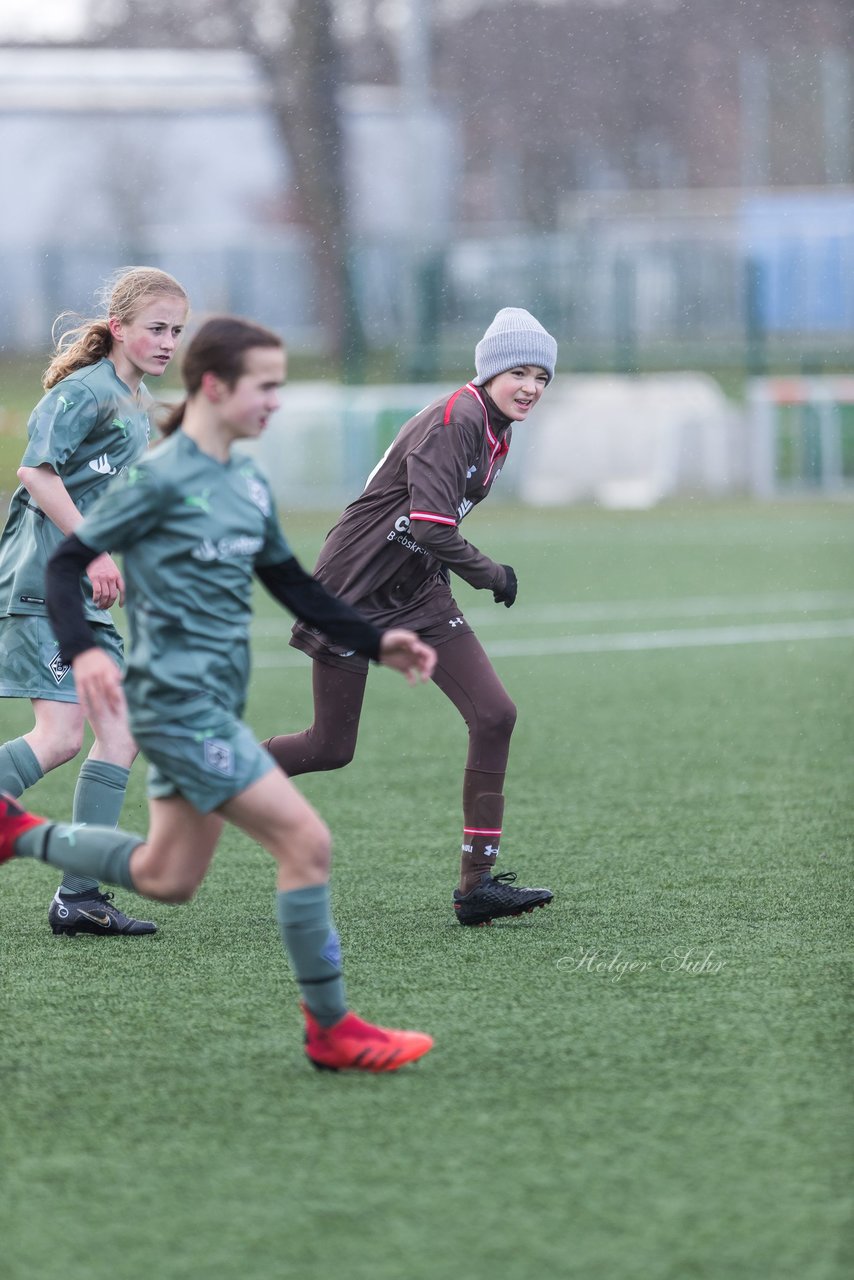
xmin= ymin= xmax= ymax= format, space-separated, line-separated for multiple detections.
xmin=134 ymin=710 xmax=276 ymax=814
xmin=0 ymin=613 xmax=124 ymax=703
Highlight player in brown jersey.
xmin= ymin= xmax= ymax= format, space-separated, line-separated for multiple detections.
xmin=264 ymin=308 xmax=557 ymax=926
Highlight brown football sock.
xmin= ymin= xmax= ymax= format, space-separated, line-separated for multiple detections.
xmin=459 ymin=771 xmax=505 ymax=893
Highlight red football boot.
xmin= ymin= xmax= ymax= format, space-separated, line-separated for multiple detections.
xmin=0 ymin=792 xmax=46 ymax=864
xmin=301 ymin=1003 xmax=434 ymax=1073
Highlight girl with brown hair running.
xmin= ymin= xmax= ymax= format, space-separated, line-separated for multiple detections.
xmin=1 ymin=315 xmax=436 ymax=1072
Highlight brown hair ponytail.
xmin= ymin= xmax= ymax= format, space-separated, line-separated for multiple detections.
xmin=159 ymin=399 xmax=188 ymax=437
xmin=158 ymin=316 xmax=284 ymax=438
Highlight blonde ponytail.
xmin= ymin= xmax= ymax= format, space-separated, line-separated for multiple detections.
xmin=42 ymin=266 xmax=189 ymax=390
xmin=43 ymin=317 xmax=114 ymax=389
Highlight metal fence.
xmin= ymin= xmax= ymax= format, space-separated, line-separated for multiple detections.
xmin=2 ymin=222 xmax=853 ymax=373
xmin=747 ymin=376 xmax=854 ymax=495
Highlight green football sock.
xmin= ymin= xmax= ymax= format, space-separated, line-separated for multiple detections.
xmin=73 ymin=760 xmax=130 ymax=826
xmin=15 ymin=821 xmax=142 ymax=894
xmin=0 ymin=737 xmax=44 ymax=798
xmin=276 ymin=885 xmax=347 ymax=1027
xmin=59 ymin=760 xmax=131 ymax=897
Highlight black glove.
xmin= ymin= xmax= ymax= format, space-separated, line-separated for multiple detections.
xmin=492 ymin=565 xmax=517 ymax=608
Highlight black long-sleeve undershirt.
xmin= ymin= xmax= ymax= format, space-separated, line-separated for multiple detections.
xmin=46 ymin=535 xmax=102 ymax=664
xmin=254 ymin=557 xmax=382 ymax=659
xmin=46 ymin=535 xmax=383 ymax=666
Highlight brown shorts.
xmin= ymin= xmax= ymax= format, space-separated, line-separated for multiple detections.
xmin=290 ymin=592 xmax=474 ymax=673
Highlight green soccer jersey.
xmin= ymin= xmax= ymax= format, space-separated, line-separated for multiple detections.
xmin=76 ymin=429 xmax=293 ymax=727
xmin=0 ymin=358 xmax=152 ymax=622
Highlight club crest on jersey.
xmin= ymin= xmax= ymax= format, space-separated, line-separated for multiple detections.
xmin=204 ymin=738 xmax=235 ymax=775
xmin=48 ymin=652 xmax=71 ymax=683
xmin=242 ymin=469 xmax=271 ymax=516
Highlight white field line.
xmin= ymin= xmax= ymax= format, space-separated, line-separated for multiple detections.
xmin=483 ymin=618 xmax=854 ymax=658
xmin=462 ymin=591 xmax=854 ymax=627
xmin=252 ymin=591 xmax=854 ymax=639
xmin=252 ymin=616 xmax=854 ymax=666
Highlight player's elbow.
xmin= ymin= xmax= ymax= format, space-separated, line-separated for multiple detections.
xmin=17 ymin=463 xmax=56 ymax=497
xmin=408 ymin=519 xmax=448 ymax=553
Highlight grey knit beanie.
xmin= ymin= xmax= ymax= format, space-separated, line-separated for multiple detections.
xmin=472 ymin=307 xmax=557 ymax=386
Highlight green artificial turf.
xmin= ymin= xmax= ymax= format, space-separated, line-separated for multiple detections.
xmin=1 ymin=500 xmax=852 ymax=1280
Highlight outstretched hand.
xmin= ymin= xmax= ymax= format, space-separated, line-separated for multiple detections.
xmin=378 ymin=629 xmax=437 ymax=685
xmin=72 ymin=647 xmax=127 ymax=720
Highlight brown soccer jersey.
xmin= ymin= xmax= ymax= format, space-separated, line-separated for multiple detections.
xmin=291 ymin=383 xmax=513 ymax=647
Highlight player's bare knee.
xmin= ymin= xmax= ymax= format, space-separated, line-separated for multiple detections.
xmin=307 ymin=814 xmax=332 ymax=874
xmin=129 ymin=848 xmax=197 ymax=903
xmin=163 ymin=882 xmax=197 ymax=905
xmin=140 ymin=871 xmax=198 ymax=904
xmin=54 ymin=740 xmax=84 ymax=768
xmin=293 ymin=812 xmax=332 ymax=877
xmin=90 ymin=739 xmax=138 ymax=770
xmin=90 ymin=721 xmax=137 ymax=768
xmin=29 ymin=733 xmax=83 ymax=771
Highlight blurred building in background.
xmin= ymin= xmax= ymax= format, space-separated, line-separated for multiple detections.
xmin=0 ymin=0 xmax=852 ymax=504
xmin=0 ymin=47 xmax=458 ymax=351
xmin=1 ymin=20 xmax=852 ymax=373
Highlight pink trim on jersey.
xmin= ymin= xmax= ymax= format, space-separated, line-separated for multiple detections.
xmin=463 ymin=827 xmax=503 ymax=837
xmin=464 ymin=383 xmax=495 ymax=445
xmin=462 ymin=383 xmax=509 ymax=481
xmin=484 ymin=442 xmax=508 ymax=487
xmin=409 ymin=510 xmax=457 ymax=526
xmin=443 ymin=387 xmax=467 ymax=425
xmin=442 ymin=381 xmax=510 ymax=490
xmin=444 ymin=383 xmax=490 ymax=432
